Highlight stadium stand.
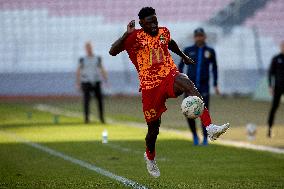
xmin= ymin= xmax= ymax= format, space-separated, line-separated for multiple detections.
xmin=0 ymin=0 xmax=232 ymax=22
xmin=244 ymin=0 xmax=284 ymax=43
xmin=0 ymin=0 xmax=282 ymax=96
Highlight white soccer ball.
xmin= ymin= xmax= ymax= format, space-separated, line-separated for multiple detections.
xmin=181 ymin=96 xmax=204 ymax=119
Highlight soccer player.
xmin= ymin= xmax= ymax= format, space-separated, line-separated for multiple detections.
xmin=179 ymin=28 xmax=220 ymax=146
xmin=267 ymin=41 xmax=284 ymax=137
xmin=76 ymin=42 xmax=107 ymax=124
xmin=109 ymin=7 xmax=229 ymax=178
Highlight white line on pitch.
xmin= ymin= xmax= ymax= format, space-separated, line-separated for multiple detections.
xmin=0 ymin=131 xmax=148 ymax=189
xmin=34 ymin=104 xmax=169 ymax=161
xmin=34 ymin=104 xmax=284 ymax=155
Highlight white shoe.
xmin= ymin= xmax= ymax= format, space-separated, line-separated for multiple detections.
xmin=144 ymin=152 xmax=160 ymax=178
xmin=206 ymin=123 xmax=230 ymax=141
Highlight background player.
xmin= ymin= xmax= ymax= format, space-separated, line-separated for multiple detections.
xmin=109 ymin=7 xmax=229 ymax=178
xmin=179 ymin=28 xmax=220 ymax=145
xmin=76 ymin=42 xmax=108 ymax=124
xmin=267 ymin=41 xmax=284 ymax=137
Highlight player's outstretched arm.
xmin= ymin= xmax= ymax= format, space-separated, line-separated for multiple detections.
xmin=168 ymin=39 xmax=195 ymax=64
xmin=109 ymin=20 xmax=135 ymax=56
xmin=109 ymin=32 xmax=128 ymax=56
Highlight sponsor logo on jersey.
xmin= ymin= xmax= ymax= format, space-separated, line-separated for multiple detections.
xmin=159 ymin=34 xmax=166 ymax=44
xmin=204 ymin=50 xmax=211 ymax=58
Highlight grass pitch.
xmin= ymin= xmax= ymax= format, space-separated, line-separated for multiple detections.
xmin=45 ymin=95 xmax=284 ymax=148
xmin=0 ymin=102 xmax=284 ymax=189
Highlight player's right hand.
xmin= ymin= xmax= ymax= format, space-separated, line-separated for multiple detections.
xmin=127 ymin=20 xmax=135 ymax=34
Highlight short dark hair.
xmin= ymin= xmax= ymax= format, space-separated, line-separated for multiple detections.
xmin=138 ymin=7 xmax=156 ymax=19
xmin=194 ymin=27 xmax=206 ymax=36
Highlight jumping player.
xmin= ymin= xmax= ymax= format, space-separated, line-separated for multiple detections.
xmin=109 ymin=7 xmax=229 ymax=178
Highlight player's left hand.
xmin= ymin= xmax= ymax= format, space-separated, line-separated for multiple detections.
xmin=214 ymin=86 xmax=220 ymax=95
xmin=183 ymin=56 xmax=195 ymax=64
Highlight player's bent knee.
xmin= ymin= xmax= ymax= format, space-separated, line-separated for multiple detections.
xmin=148 ymin=127 xmax=160 ymax=137
xmin=147 ymin=119 xmax=160 ymax=137
xmin=179 ymin=73 xmax=189 ymax=79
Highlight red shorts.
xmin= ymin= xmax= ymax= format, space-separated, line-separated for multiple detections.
xmin=142 ymin=70 xmax=180 ymax=123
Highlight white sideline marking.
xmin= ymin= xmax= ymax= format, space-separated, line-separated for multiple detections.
xmin=0 ymin=131 xmax=148 ymax=189
xmin=216 ymin=140 xmax=284 ymax=154
xmin=34 ymin=104 xmax=284 ymax=155
xmin=105 ymin=121 xmax=284 ymax=155
xmin=34 ymin=104 xmax=169 ymax=161
xmin=35 ymin=104 xmax=82 ymax=118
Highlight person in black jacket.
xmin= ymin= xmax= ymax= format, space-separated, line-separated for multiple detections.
xmin=179 ymin=28 xmax=220 ymax=145
xmin=267 ymin=41 xmax=284 ymax=137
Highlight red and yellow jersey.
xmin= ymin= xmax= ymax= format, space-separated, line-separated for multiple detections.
xmin=123 ymin=27 xmax=178 ymax=90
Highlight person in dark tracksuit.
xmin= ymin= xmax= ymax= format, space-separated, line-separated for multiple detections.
xmin=76 ymin=42 xmax=108 ymax=124
xmin=267 ymin=41 xmax=284 ymax=137
xmin=178 ymin=28 xmax=220 ymax=145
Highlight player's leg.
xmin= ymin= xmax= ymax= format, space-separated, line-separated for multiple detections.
xmin=144 ymin=118 xmax=161 ymax=178
xmin=141 ymin=84 xmax=165 ymax=178
xmin=201 ymin=93 xmax=209 ymax=145
xmin=187 ymin=118 xmax=199 ymax=145
xmin=94 ymin=82 xmax=105 ymax=123
xmin=174 ymin=73 xmax=203 ymax=99
xmin=81 ymin=83 xmax=91 ymax=123
xmin=267 ymin=87 xmax=282 ymax=137
xmin=174 ymin=73 xmax=211 ymax=125
xmin=145 ymin=118 xmax=160 ymax=159
xmin=174 ymin=73 xmax=229 ymax=140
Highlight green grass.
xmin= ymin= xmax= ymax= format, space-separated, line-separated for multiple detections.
xmin=41 ymin=95 xmax=284 ymax=147
xmin=0 ymin=103 xmax=284 ymax=188
xmin=46 ymin=95 xmax=284 ymax=129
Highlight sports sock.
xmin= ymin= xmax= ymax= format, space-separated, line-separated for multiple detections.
xmin=146 ymin=148 xmax=156 ymax=160
xmin=199 ymin=107 xmax=211 ymax=127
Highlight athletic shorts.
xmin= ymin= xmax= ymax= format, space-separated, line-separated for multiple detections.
xmin=142 ymin=70 xmax=180 ymax=123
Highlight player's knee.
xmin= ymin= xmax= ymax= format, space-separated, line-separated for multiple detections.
xmin=176 ymin=73 xmax=195 ymax=89
xmin=147 ymin=119 xmax=160 ymax=137
xmin=179 ymin=73 xmax=189 ymax=79
xmin=152 ymin=127 xmax=160 ymax=136
xmin=148 ymin=127 xmax=160 ymax=137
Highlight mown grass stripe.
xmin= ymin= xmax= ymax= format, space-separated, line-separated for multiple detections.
xmin=0 ymin=131 xmax=148 ymax=189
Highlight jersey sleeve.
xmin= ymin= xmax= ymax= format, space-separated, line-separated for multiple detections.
xmin=123 ymin=30 xmax=137 ymax=52
xmin=163 ymin=27 xmax=171 ymax=43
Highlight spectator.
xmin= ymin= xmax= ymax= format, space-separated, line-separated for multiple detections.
xmin=178 ymin=28 xmax=220 ymax=145
xmin=76 ymin=42 xmax=107 ymax=124
xmin=267 ymin=41 xmax=284 ymax=137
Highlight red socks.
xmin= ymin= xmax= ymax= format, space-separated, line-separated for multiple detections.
xmin=146 ymin=148 xmax=155 ymax=160
xmin=200 ymin=107 xmax=212 ymax=127
xmin=144 ymin=108 xmax=211 ymax=160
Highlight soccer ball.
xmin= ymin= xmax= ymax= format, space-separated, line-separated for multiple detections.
xmin=181 ymin=96 xmax=204 ymax=119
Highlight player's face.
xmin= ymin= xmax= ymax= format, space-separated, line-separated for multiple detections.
xmin=140 ymin=14 xmax=159 ymax=36
xmin=194 ymin=34 xmax=206 ymax=46
xmin=85 ymin=44 xmax=93 ymax=55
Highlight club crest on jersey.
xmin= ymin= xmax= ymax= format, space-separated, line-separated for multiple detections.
xmin=204 ymin=50 xmax=211 ymax=58
xmin=159 ymin=34 xmax=166 ymax=44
